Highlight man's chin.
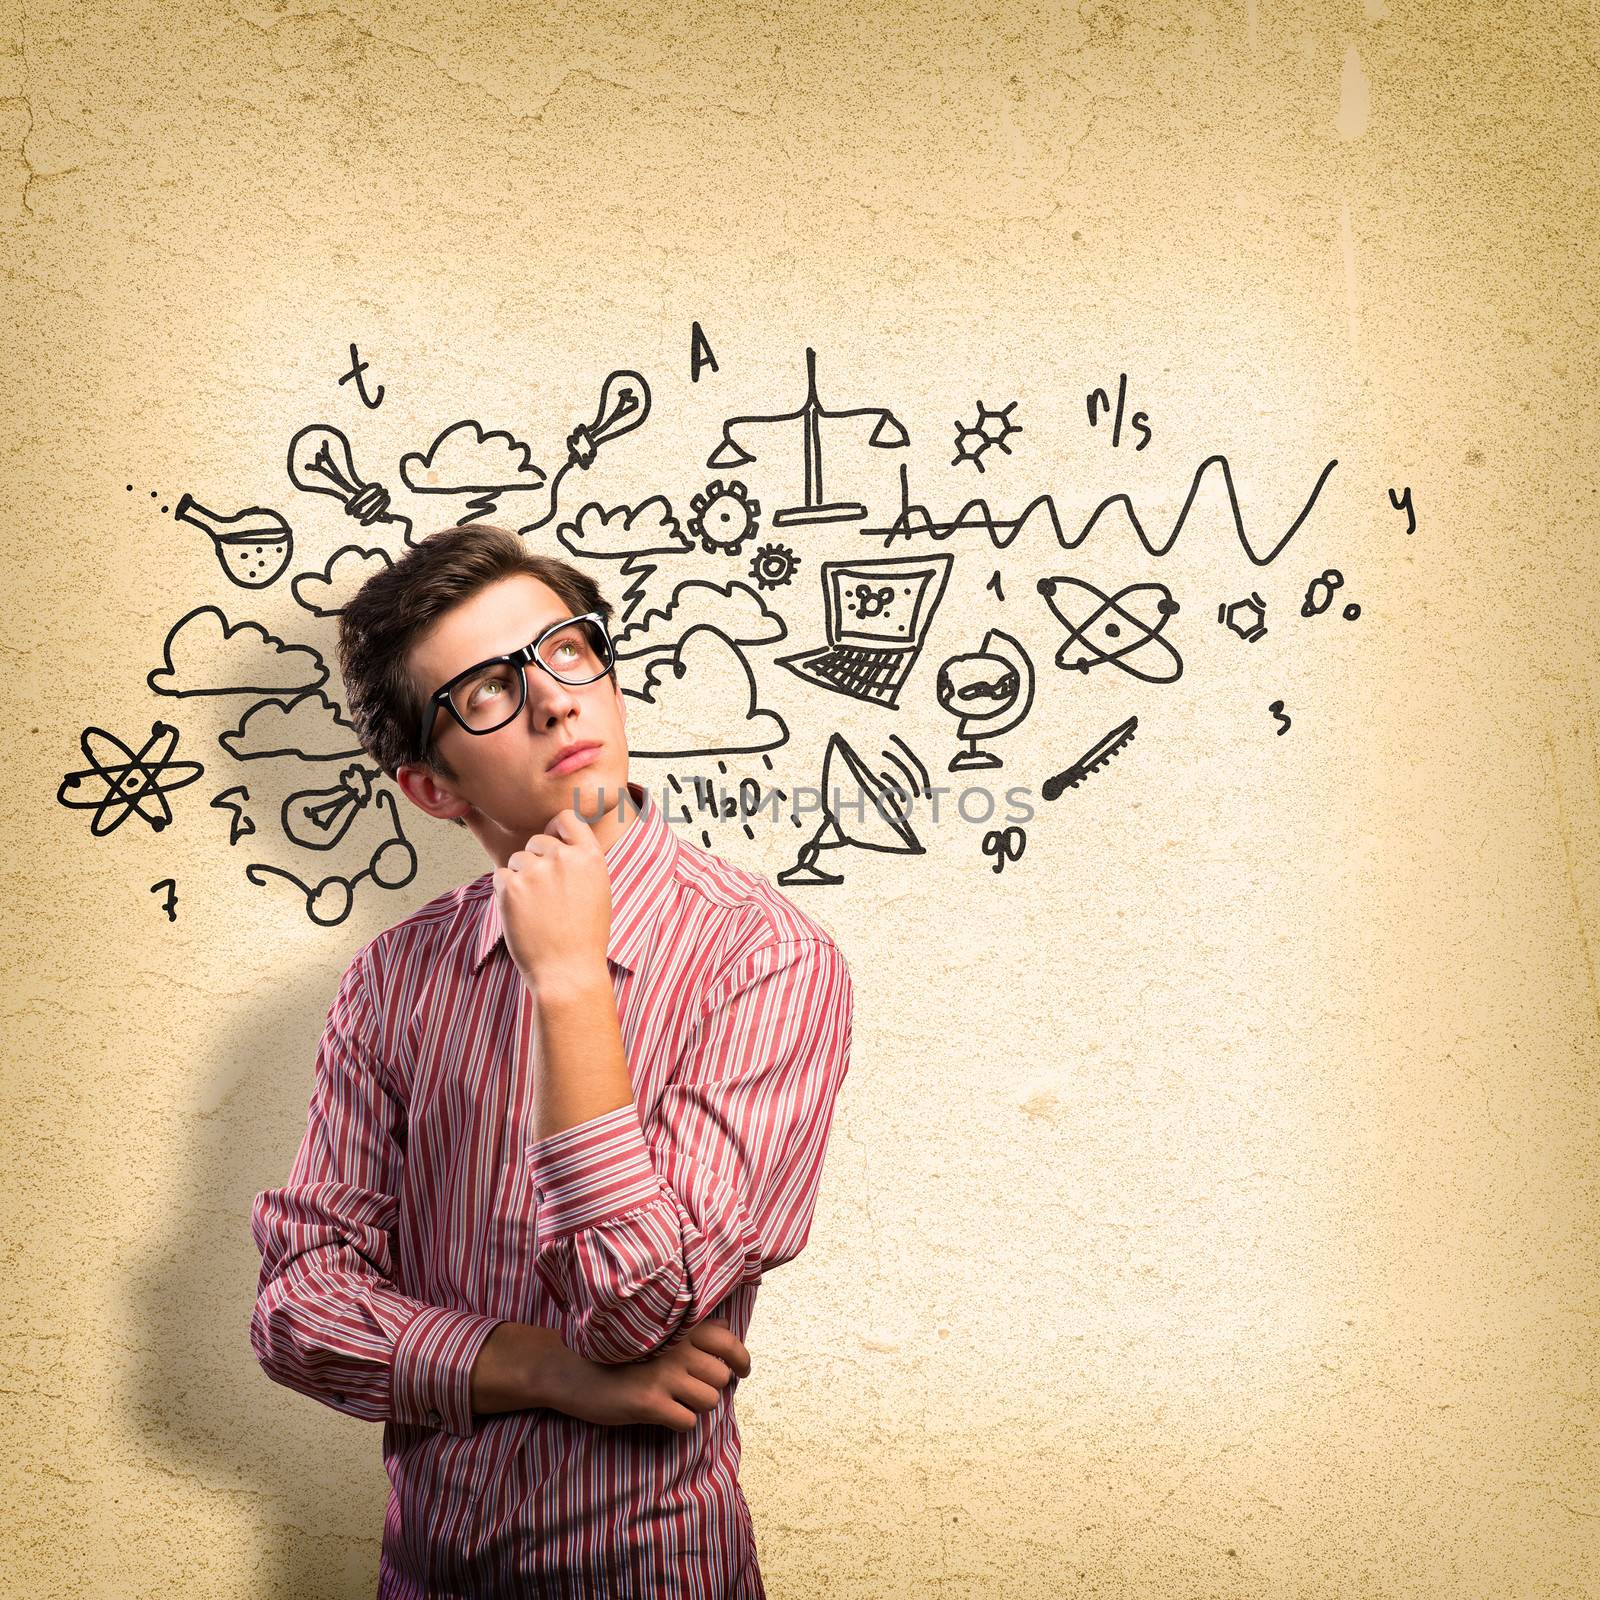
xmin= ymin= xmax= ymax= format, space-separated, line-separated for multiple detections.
xmin=546 ymin=773 xmax=626 ymax=820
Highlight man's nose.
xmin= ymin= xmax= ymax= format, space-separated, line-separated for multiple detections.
xmin=523 ymin=666 xmax=580 ymax=724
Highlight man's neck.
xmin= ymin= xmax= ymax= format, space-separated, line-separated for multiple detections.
xmin=585 ymin=783 xmax=643 ymax=854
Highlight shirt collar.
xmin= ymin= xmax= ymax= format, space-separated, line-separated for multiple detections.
xmin=467 ymin=781 xmax=677 ymax=978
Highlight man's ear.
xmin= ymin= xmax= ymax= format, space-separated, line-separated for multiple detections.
xmin=394 ymin=760 xmax=472 ymax=823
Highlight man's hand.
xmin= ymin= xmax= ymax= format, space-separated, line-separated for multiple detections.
xmin=548 ymin=1317 xmax=752 ymax=1432
xmin=493 ymin=807 xmax=612 ymax=993
xmin=470 ymin=1316 xmax=751 ymax=1433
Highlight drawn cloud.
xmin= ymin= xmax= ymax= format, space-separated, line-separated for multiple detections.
xmin=219 ymin=689 xmax=367 ymax=762
xmin=147 ymin=605 xmax=328 ymax=698
xmin=557 ymin=496 xmax=691 ymax=560
xmin=615 ymin=579 xmax=788 ymax=659
xmin=400 ymin=420 xmax=546 ymax=493
xmin=622 ymin=625 xmax=788 ymax=757
xmin=292 ymin=544 xmax=394 ymax=617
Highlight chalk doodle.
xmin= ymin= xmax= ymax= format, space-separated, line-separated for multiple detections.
xmin=244 ymin=788 xmax=416 ymax=927
xmin=775 ymin=552 xmax=953 ymax=708
xmin=516 ymin=369 xmax=652 ymax=537
xmin=283 ymin=763 xmax=384 ymax=850
xmin=151 ymin=879 xmax=178 ymax=920
xmin=287 ymin=424 xmax=413 ymax=544
xmin=981 ymin=825 xmax=1027 ymax=874
xmin=861 ymin=463 xmax=1059 ymax=550
xmin=338 ymin=343 xmax=384 ymax=409
xmin=748 ymin=542 xmax=800 ymax=592
xmin=83 ymin=337 xmax=1401 ymax=909
xmin=218 ymin=688 xmax=365 ymax=763
xmin=690 ymin=322 xmax=718 ymax=382
xmin=1041 ymin=716 xmax=1139 ymax=800
xmin=688 ymin=479 xmax=761 ymax=556
xmin=1218 ymin=591 xmax=1268 ymax=643
xmin=778 ymin=731 xmax=930 ymax=886
xmin=707 ymin=347 xmax=908 ymax=527
xmin=210 ymin=785 xmax=255 ymax=844
xmin=1301 ymin=568 xmax=1360 ymax=620
xmin=291 ymin=544 xmax=394 ymax=617
xmin=952 ymin=399 xmax=1021 ymax=472
xmin=1068 ymin=454 xmax=1337 ymax=566
xmin=614 ymin=578 xmax=787 ymax=660
xmin=622 ymin=625 xmax=790 ymax=757
xmin=147 ymin=605 xmax=327 ymax=698
xmin=57 ymin=721 xmax=205 ymax=836
xmin=936 ymin=628 xmax=1035 ymax=773
xmin=863 ymin=453 xmax=1333 ymax=566
xmin=1037 ymin=576 xmax=1184 ymax=683
xmin=399 ymin=420 xmax=547 ymax=522
xmin=1086 ymin=372 xmax=1151 ymax=450
xmin=126 ymin=483 xmax=173 ymax=514
xmin=1388 ymin=485 xmax=1415 ymax=534
xmin=175 ymin=495 xmax=294 ymax=589
xmin=671 ymin=757 xmax=788 ymax=847
xmin=557 ymin=497 xmax=690 ymax=568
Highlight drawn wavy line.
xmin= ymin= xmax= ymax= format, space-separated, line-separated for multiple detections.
xmin=1063 ymin=454 xmax=1339 ymax=567
xmin=864 ymin=455 xmax=1337 ymax=566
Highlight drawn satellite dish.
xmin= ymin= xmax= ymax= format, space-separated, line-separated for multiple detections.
xmin=777 ymin=730 xmax=929 ymax=887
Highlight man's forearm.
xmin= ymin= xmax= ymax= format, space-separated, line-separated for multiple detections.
xmin=529 ymin=964 xmax=636 ymax=1143
xmin=469 ymin=1320 xmax=579 ymax=1416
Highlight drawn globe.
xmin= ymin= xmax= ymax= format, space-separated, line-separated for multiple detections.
xmin=935 ymin=649 xmax=1021 ymax=728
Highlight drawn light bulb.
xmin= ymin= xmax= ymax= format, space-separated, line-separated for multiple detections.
xmin=284 ymin=763 xmax=376 ymax=851
xmin=565 ymin=370 xmax=650 ymax=467
xmin=287 ymin=423 xmax=412 ymax=539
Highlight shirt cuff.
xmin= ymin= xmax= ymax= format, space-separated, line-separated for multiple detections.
xmin=390 ymin=1304 xmax=506 ymax=1437
xmin=526 ymin=1102 xmax=663 ymax=1238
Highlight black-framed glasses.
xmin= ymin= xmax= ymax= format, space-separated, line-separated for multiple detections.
xmin=414 ymin=611 xmax=616 ymax=759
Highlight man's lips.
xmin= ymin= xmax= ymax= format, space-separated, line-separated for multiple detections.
xmin=546 ymin=741 xmax=602 ymax=775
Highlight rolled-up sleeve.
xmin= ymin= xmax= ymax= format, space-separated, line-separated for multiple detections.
xmin=249 ymin=950 xmax=504 ymax=1437
xmin=526 ymin=936 xmax=853 ymax=1365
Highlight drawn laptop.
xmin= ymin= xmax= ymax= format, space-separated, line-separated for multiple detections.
xmin=774 ymin=552 xmax=953 ymax=708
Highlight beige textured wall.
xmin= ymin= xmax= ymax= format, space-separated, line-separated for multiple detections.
xmin=3 ymin=1 xmax=1597 ymax=1594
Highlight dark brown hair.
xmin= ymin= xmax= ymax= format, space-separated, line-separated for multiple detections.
xmin=336 ymin=523 xmax=617 ymax=825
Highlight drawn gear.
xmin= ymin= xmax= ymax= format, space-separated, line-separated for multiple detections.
xmin=749 ymin=541 xmax=800 ymax=591
xmin=689 ymin=479 xmax=761 ymax=556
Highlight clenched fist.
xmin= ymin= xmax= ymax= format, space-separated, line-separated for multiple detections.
xmin=493 ymin=807 xmax=612 ymax=992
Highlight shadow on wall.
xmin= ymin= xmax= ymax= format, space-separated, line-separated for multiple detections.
xmin=125 ymin=956 xmax=390 ymax=1598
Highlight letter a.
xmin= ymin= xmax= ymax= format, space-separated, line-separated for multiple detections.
xmin=690 ymin=321 xmax=718 ymax=383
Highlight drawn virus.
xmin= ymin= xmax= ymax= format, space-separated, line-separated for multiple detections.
xmin=748 ymin=541 xmax=800 ymax=591
xmin=952 ymin=400 xmax=1021 ymax=472
xmin=688 ymin=478 xmax=761 ymax=555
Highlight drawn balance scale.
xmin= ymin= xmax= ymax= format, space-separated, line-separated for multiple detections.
xmin=706 ymin=347 xmax=909 ymax=527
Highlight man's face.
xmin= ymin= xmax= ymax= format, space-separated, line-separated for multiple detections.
xmin=397 ymin=573 xmax=630 ymax=839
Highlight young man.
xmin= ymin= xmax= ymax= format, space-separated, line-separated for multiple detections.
xmin=249 ymin=524 xmax=854 ymax=1598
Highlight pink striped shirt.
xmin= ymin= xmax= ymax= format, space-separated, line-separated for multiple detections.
xmin=249 ymin=780 xmax=854 ymax=1598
